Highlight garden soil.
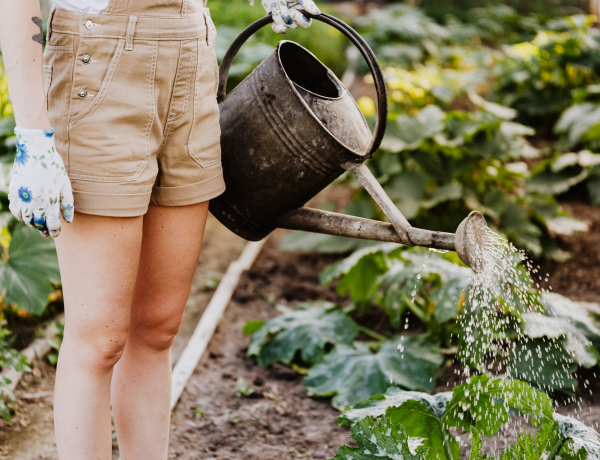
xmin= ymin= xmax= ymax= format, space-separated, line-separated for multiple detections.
xmin=2 ymin=201 xmax=600 ymax=459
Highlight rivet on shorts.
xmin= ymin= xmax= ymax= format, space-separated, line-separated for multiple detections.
xmin=77 ymin=89 xmax=88 ymax=99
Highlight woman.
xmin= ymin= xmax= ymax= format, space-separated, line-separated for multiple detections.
xmin=0 ymin=0 xmax=319 ymax=458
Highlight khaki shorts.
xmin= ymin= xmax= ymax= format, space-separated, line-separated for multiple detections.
xmin=43 ymin=8 xmax=225 ymax=217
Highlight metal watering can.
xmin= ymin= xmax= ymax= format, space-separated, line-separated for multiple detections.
xmin=210 ymin=12 xmax=489 ymax=271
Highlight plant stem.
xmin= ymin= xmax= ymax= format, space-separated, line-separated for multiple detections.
xmin=401 ymin=292 xmax=429 ymax=324
xmin=546 ymin=437 xmax=564 ymax=460
xmin=358 ymin=325 xmax=388 ymax=342
xmin=438 ymin=420 xmax=455 ymax=460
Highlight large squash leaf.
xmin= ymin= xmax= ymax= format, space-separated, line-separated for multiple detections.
xmin=339 ymin=387 xmax=452 ymax=426
xmin=304 ymin=335 xmax=443 ymax=410
xmin=556 ymin=413 xmax=600 ymax=460
xmin=444 ymin=375 xmax=554 ymax=436
xmin=246 ymin=302 xmax=359 ymax=367
xmin=331 ymin=416 xmax=428 ymax=460
xmin=338 ymin=389 xmax=457 ymax=460
xmin=507 ymin=338 xmax=579 ymax=393
xmin=541 ymin=293 xmax=600 ymax=354
xmin=0 ymin=223 xmax=60 ymax=315
xmin=340 ymin=376 xmax=552 ymax=460
xmin=521 ymin=312 xmax=598 ymax=368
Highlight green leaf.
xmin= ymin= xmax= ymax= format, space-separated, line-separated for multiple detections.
xmin=242 ymin=320 xmax=265 ymax=335
xmin=339 ymin=387 xmax=452 ymax=426
xmin=338 ymin=388 xmax=460 ymax=460
xmin=478 ymin=421 xmax=559 ymax=460
xmin=0 ymin=223 xmax=60 ymax=315
xmin=421 ymin=182 xmax=464 ymax=210
xmin=587 ymin=175 xmax=600 ymax=205
xmin=555 ymin=103 xmax=600 ymax=147
xmin=331 ymin=416 xmax=428 ymax=460
xmin=247 ymin=302 xmax=359 ymax=367
xmin=304 ymin=335 xmax=443 ymax=410
xmin=541 ymin=292 xmax=600 ymax=353
xmin=527 ymin=167 xmax=588 ymax=196
xmin=385 ymin=171 xmax=428 ymax=220
xmin=235 ymin=378 xmax=255 ymax=397
xmin=507 ymin=338 xmax=578 ymax=393
xmin=444 ymin=375 xmax=554 ymax=437
xmin=555 ymin=413 xmax=600 ymax=460
xmin=387 ymin=400 xmax=460 ymax=460
xmin=320 ymin=244 xmax=398 ymax=303
xmin=521 ymin=312 xmax=598 ymax=368
xmin=382 ymin=105 xmax=446 ymax=152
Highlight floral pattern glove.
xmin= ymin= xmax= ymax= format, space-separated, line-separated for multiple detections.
xmin=8 ymin=128 xmax=74 ymax=238
xmin=252 ymin=0 xmax=321 ymax=34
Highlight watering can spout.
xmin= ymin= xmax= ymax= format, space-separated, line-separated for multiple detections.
xmin=278 ymin=208 xmax=490 ymax=272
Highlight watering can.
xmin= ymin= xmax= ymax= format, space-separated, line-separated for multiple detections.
xmin=209 ymin=12 xmax=489 ymax=271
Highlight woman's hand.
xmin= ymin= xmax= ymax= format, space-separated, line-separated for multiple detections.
xmin=257 ymin=0 xmax=321 ymax=34
xmin=8 ymin=128 xmax=74 ymax=238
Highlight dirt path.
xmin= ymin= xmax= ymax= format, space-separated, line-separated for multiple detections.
xmin=0 ymin=214 xmax=245 ymax=460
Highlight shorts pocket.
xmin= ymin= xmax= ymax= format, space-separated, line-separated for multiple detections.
xmin=187 ymin=36 xmax=221 ymax=168
xmin=67 ymin=40 xmax=158 ymax=182
xmin=43 ymin=65 xmax=52 ymax=109
xmin=44 ymin=34 xmax=74 ymax=168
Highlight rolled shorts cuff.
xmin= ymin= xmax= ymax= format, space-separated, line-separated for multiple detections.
xmin=73 ymin=189 xmax=152 ymax=217
xmin=150 ymin=168 xmax=226 ymax=207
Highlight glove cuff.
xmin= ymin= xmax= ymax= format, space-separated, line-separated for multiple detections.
xmin=14 ymin=127 xmax=56 ymax=139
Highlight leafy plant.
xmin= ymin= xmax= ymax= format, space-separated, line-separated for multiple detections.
xmin=494 ymin=15 xmax=600 ymax=132
xmin=0 ymin=319 xmax=30 ymax=421
xmin=0 ymin=222 xmax=60 ymax=315
xmin=335 ymin=376 xmax=600 ymax=460
xmin=235 ymin=377 xmax=255 ymax=397
xmin=303 ymin=335 xmax=443 ymax=410
xmin=47 ymin=321 xmax=64 ymax=366
xmin=331 ymin=415 xmax=428 ymax=460
xmin=246 ymin=302 xmax=359 ymax=367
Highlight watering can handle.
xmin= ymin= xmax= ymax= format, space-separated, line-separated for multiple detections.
xmin=217 ymin=12 xmax=388 ymax=159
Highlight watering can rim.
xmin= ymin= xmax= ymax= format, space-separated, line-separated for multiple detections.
xmin=216 ymin=11 xmax=389 ymax=160
xmin=277 ymin=40 xmax=346 ymax=102
xmin=275 ymin=40 xmax=372 ymax=158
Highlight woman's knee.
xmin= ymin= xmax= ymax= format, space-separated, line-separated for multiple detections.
xmin=129 ymin=314 xmax=183 ymax=351
xmin=63 ymin=328 xmax=129 ymax=373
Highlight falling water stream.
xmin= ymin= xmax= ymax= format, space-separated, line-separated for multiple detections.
xmin=399 ymin=226 xmax=595 ymax=456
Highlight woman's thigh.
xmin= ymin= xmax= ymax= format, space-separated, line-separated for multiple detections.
xmin=55 ymin=212 xmax=144 ymax=367
xmin=127 ymin=202 xmax=209 ymax=348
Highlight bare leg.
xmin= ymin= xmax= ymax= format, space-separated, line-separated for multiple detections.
xmin=111 ymin=202 xmax=209 ymax=460
xmin=54 ymin=213 xmax=144 ymax=460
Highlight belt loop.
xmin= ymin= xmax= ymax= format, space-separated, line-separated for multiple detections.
xmin=46 ymin=8 xmax=56 ymax=43
xmin=125 ymin=15 xmax=138 ymax=51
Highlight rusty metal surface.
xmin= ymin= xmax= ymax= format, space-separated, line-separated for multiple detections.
xmin=210 ymin=41 xmax=366 ymax=241
xmin=342 ymin=161 xmax=413 ymax=245
xmin=279 ymin=208 xmax=456 ymax=252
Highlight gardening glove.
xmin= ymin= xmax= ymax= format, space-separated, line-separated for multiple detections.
xmin=252 ymin=0 xmax=321 ymax=34
xmin=8 ymin=128 xmax=74 ymax=238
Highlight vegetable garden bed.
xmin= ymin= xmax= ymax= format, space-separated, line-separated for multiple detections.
xmin=168 ymin=225 xmax=600 ymax=459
